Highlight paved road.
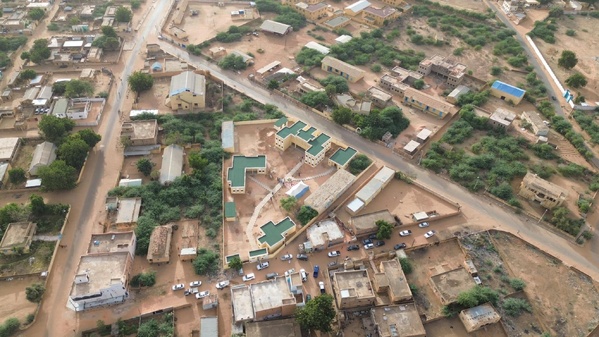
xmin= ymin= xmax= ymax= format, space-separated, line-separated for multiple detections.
xmin=158 ymin=41 xmax=599 ymax=279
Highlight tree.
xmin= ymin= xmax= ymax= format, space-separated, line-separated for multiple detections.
xmin=137 ymin=319 xmax=159 ymax=337
xmin=548 ymin=5 xmax=563 ymax=17
xmin=74 ymin=129 xmax=101 ymax=148
xmin=228 ymin=256 xmax=243 ymax=271
xmin=52 ymin=81 xmax=67 ymax=95
xmin=399 ymin=257 xmax=413 ymax=274
xmin=491 ymin=66 xmax=503 ymax=76
xmin=565 ymin=73 xmax=587 ymax=88
xmin=319 ymin=75 xmax=349 ymax=94
xmin=136 ymin=158 xmax=155 ymax=176
xmin=130 ymin=271 xmax=157 ymax=287
xmin=37 ymin=160 xmax=78 ymax=191
xmin=300 ymin=91 xmax=330 ymax=108
xmin=38 ymin=115 xmax=75 ymax=143
xmin=29 ymin=39 xmax=51 ymax=64
xmin=348 ymin=154 xmax=372 ymax=175
xmin=370 ymin=64 xmax=382 ymax=73
xmin=28 ymin=8 xmax=45 ymax=21
xmin=8 ymin=168 xmax=26 ymax=184
xmin=412 ymin=79 xmax=425 ymax=89
xmin=0 ymin=318 xmax=20 ymax=336
xmin=297 ymin=206 xmax=318 ymax=225
xmin=218 ymin=54 xmax=247 ymax=70
xmin=19 ymin=69 xmax=37 ymax=80
xmin=558 ymin=50 xmax=578 ymax=69
xmin=509 ymin=278 xmax=526 ymax=291
xmin=25 ymin=283 xmax=45 ymax=303
xmin=280 ymin=196 xmax=297 ymax=212
xmin=21 ymin=51 xmax=30 ymax=60
xmin=502 ymin=298 xmax=532 ymax=317
xmin=102 ymin=37 xmax=120 ymax=51
xmin=65 ymin=80 xmax=94 ymax=98
xmin=57 ymin=138 xmax=90 ymax=170
xmin=267 ymin=79 xmax=280 ymax=90
xmin=332 ymin=107 xmax=353 ymax=125
xmin=131 ymin=0 xmax=141 ymax=9
xmin=566 ymin=29 xmax=576 ymax=37
xmin=134 ymin=216 xmax=157 ymax=255
xmin=375 ymin=220 xmax=393 ymax=239
xmin=128 ymin=71 xmax=154 ymax=93
xmin=296 ymin=294 xmax=336 ymax=332
xmin=29 ymin=194 xmax=46 ymax=216
xmin=115 ymin=6 xmax=132 ymax=22
xmin=101 ymin=26 xmax=118 ymax=38
xmin=193 ymin=248 xmax=220 ymax=275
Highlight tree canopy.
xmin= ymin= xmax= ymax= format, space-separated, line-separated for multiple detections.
xmin=359 ymin=106 xmax=410 ymax=141
xmin=19 ymin=69 xmax=37 ymax=80
xmin=28 ymin=8 xmax=45 ymax=20
xmin=115 ymin=6 xmax=132 ymax=22
xmin=38 ymin=115 xmax=75 ymax=143
xmin=280 ymin=196 xmax=297 ymax=212
xmin=565 ymin=72 xmax=587 ymax=88
xmin=65 ymin=80 xmax=94 ymax=98
xmin=128 ymin=71 xmax=154 ymax=93
xmin=57 ymin=138 xmax=90 ymax=170
xmin=25 ymin=283 xmax=45 ymax=303
xmin=297 ymin=206 xmax=318 ymax=225
xmin=228 ymin=256 xmax=243 ymax=271
xmin=558 ymin=50 xmax=578 ymax=69
xmin=319 ymin=75 xmax=349 ymax=94
xmin=136 ymin=158 xmax=155 ymax=176
xmin=74 ymin=129 xmax=102 ymax=148
xmin=38 ymin=160 xmax=78 ymax=191
xmin=296 ymin=294 xmax=336 ymax=332
xmin=29 ymin=39 xmax=51 ymax=64
xmin=218 ymin=54 xmax=247 ymax=71
xmin=193 ymin=248 xmax=220 ymax=275
xmin=375 ymin=220 xmax=393 ymax=239
xmin=300 ymin=91 xmax=330 ymax=108
xmin=348 ymin=154 xmax=372 ymax=175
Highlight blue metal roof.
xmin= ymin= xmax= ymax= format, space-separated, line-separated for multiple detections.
xmin=492 ymin=80 xmax=525 ymax=98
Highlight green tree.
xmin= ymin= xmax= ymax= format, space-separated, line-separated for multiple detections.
xmin=300 ymin=91 xmax=330 ymax=108
xmin=136 ymin=158 xmax=155 ymax=176
xmin=0 ymin=318 xmax=20 ymax=336
xmin=131 ymin=0 xmax=141 ymax=9
xmin=280 ymin=196 xmax=297 ymax=212
xmin=29 ymin=194 xmax=46 ymax=216
xmin=65 ymin=80 xmax=94 ymax=98
xmin=399 ymin=257 xmax=413 ymax=274
xmin=128 ymin=71 xmax=154 ymax=93
xmin=548 ymin=5 xmax=563 ymax=17
xmin=370 ymin=64 xmax=382 ymax=73
xmin=348 ymin=154 xmax=371 ymax=175
xmin=558 ymin=50 xmax=578 ymax=69
xmin=134 ymin=216 xmax=157 ymax=255
xmin=375 ymin=220 xmax=393 ymax=239
xmin=509 ymin=278 xmax=526 ymax=291
xmin=502 ymin=298 xmax=532 ymax=317
xmin=115 ymin=6 xmax=132 ymax=22
xmin=188 ymin=152 xmax=208 ymax=170
xmin=29 ymin=39 xmax=51 ymax=64
xmin=296 ymin=294 xmax=336 ymax=332
xmin=8 ymin=168 xmax=26 ymax=184
xmin=193 ymin=248 xmax=220 ymax=275
xmin=28 ymin=8 xmax=45 ymax=20
xmin=490 ymin=66 xmax=502 ymax=76
xmin=47 ymin=22 xmax=59 ymax=31
xmin=218 ymin=54 xmax=247 ymax=70
xmin=228 ymin=256 xmax=243 ymax=271
xmin=38 ymin=115 xmax=75 ymax=143
xmin=565 ymin=73 xmax=587 ymax=88
xmin=20 ymin=51 xmax=30 ymax=60
xmin=52 ymin=81 xmax=67 ymax=95
xmin=57 ymin=138 xmax=90 ymax=170
xmin=297 ymin=206 xmax=318 ymax=225
xmin=101 ymin=26 xmax=118 ymax=38
xmin=25 ymin=283 xmax=45 ymax=303
xmin=332 ymin=106 xmax=353 ymax=125
xmin=566 ymin=29 xmax=576 ymax=37
xmin=319 ymin=75 xmax=349 ymax=94
xmin=267 ymin=79 xmax=280 ymax=90
xmin=130 ymin=271 xmax=157 ymax=287
xmin=137 ymin=319 xmax=159 ymax=337
xmin=19 ymin=69 xmax=37 ymax=80
xmin=412 ymin=79 xmax=425 ymax=89
xmin=38 ymin=160 xmax=78 ymax=191
xmin=74 ymin=129 xmax=101 ymax=148
xmin=102 ymin=37 xmax=120 ymax=51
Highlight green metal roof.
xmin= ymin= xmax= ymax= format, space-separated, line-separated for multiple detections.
xmin=329 ymin=147 xmax=357 ymax=166
xmin=274 ymin=116 xmax=288 ymax=128
xmin=258 ymin=217 xmax=296 ymax=247
xmin=297 ymin=127 xmax=316 ymax=142
xmin=226 ymin=254 xmax=240 ymax=263
xmin=249 ymin=248 xmax=268 ymax=257
xmin=306 ymin=133 xmax=330 ymax=156
xmin=276 ymin=120 xmax=306 ymax=139
xmin=224 ymin=202 xmax=236 ymax=218
xmin=227 ymin=155 xmax=267 ymax=188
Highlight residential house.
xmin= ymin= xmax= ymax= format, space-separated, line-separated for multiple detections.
xmin=165 ymin=71 xmax=206 ymax=110
xmin=295 ymin=2 xmax=328 ymax=20
xmin=418 ymin=55 xmax=466 ymax=87
xmin=361 ymin=6 xmax=399 ymax=27
xmin=489 ymin=108 xmax=516 ymax=130
xmin=521 ymin=111 xmax=549 ymax=136
xmin=518 ymin=172 xmax=568 ymax=209
xmin=490 ymin=80 xmax=525 ymax=105
xmin=28 ymin=141 xmax=57 ymax=176
xmin=260 ymin=20 xmax=292 ymax=35
xmin=321 ymin=56 xmax=365 ymax=83
xmin=367 ymin=86 xmax=392 ymax=107
xmin=333 ymin=270 xmax=376 ymax=309
xmin=159 ymin=144 xmax=184 ymax=185
xmin=120 ymin=120 xmax=158 ymax=146
xmin=402 ymin=87 xmax=456 ymax=118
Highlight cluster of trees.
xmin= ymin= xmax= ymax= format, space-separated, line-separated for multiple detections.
xmin=360 ymin=106 xmax=411 ymax=141
xmin=193 ymin=248 xmax=220 ymax=275
xmin=28 ymin=8 xmax=45 ymax=21
xmin=414 ymin=0 xmax=493 ymax=21
xmin=572 ymin=110 xmax=599 ymax=144
xmin=186 ymin=41 xmax=211 ymax=56
xmin=137 ymin=312 xmax=175 ymax=337
xmin=35 ymin=116 xmax=101 ymax=191
xmin=19 ymin=69 xmax=37 ymax=81
xmin=456 ymin=90 xmax=490 ymax=107
xmin=255 ymin=0 xmax=306 ymax=29
xmin=549 ymin=206 xmax=584 ymax=236
xmin=130 ymin=271 xmax=157 ymax=287
xmin=406 ymin=26 xmax=445 ymax=47
xmin=565 ymin=73 xmax=587 ymax=89
xmin=128 ymin=71 xmax=154 ymax=94
xmin=0 ymin=36 xmax=27 ymax=67
xmin=115 ymin=6 xmax=133 ymax=23
xmin=320 ymin=75 xmax=349 ymax=95
xmin=92 ymin=26 xmax=121 ymax=51
xmin=550 ymin=115 xmax=593 ymax=159
xmin=522 ymin=72 xmax=548 ymax=103
xmin=0 ymin=317 xmax=20 ymax=337
xmin=216 ymin=25 xmax=252 ymax=43
xmin=23 ymin=39 xmax=51 ymax=65
xmin=529 ymin=20 xmax=557 ymax=43
xmin=300 ymin=91 xmax=330 ymax=109
xmin=52 ymin=79 xmax=94 ymax=98
xmin=348 ymin=154 xmax=371 ymax=175
xmin=327 ymin=30 xmax=425 ymax=68
xmin=218 ymin=54 xmax=247 ymax=71
xmin=443 ymin=286 xmax=499 ymax=317
xmin=558 ymin=50 xmax=578 ymax=70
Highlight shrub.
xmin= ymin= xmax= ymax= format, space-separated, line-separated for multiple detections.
xmin=130 ymin=271 xmax=157 ymax=287
xmin=348 ymin=154 xmax=372 ymax=175
xmin=509 ymin=278 xmax=526 ymax=291
xmin=8 ymin=168 xmax=26 ymax=185
xmin=297 ymin=206 xmax=318 ymax=225
xmin=502 ymin=298 xmax=532 ymax=316
xmin=25 ymin=283 xmax=45 ymax=303
xmin=399 ymin=257 xmax=413 ymax=274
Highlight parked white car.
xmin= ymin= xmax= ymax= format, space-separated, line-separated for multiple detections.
xmin=189 ymin=281 xmax=201 ymax=287
xmin=327 ymin=251 xmax=341 ymax=257
xmin=216 ymin=280 xmax=230 ymax=289
xmin=257 ymin=262 xmax=270 ymax=270
xmin=399 ymin=230 xmax=412 ymax=237
xmin=418 ymin=222 xmax=430 ymax=228
xmin=319 ymin=281 xmax=325 ymax=293
xmin=172 ymin=283 xmax=185 ymax=291
xmin=300 ymin=269 xmax=307 ymax=282
xmin=364 ymin=243 xmax=374 ymax=250
xmin=195 ymin=291 xmax=210 ymax=299
xmin=424 ymin=230 xmax=436 ymax=239
xmin=281 ymin=254 xmax=293 ymax=261
xmin=242 ymin=273 xmax=255 ymax=282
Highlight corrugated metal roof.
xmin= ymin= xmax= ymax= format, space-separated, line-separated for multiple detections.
xmin=159 ymin=144 xmax=184 ymax=184
xmin=491 ymin=80 xmax=525 ymax=98
xmin=221 ymin=120 xmax=234 ymax=150
xmin=29 ymin=141 xmax=57 ymax=175
xmin=260 ymin=20 xmax=291 ymax=35
xmin=169 ymin=71 xmax=206 ymax=97
xmin=304 ymin=42 xmax=330 ymax=55
xmin=52 ymin=98 xmax=69 ymax=116
xmin=322 ymin=56 xmax=365 ymax=79
xmin=345 ymin=0 xmax=371 ymax=12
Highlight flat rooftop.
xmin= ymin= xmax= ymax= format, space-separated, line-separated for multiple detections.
xmin=329 ymin=146 xmax=357 ymax=167
xmin=124 ymin=120 xmax=157 ymax=140
xmin=232 ymin=285 xmax=254 ymax=322
xmin=227 ymin=155 xmax=267 ymax=188
xmin=430 ymin=267 xmax=477 ymax=305
xmin=334 ymin=270 xmax=375 ymax=299
xmin=307 ymin=219 xmax=344 ymax=247
xmin=277 ymin=120 xmax=307 ymax=139
xmin=0 ymin=137 xmax=19 ymax=160
xmin=258 ymin=217 xmax=296 ymax=247
xmin=0 ymin=222 xmax=34 ymax=249
xmin=350 ymin=210 xmax=395 ymax=232
xmin=88 ymin=232 xmax=134 ymax=254
xmin=245 ymin=318 xmax=302 ymax=337
xmin=305 ymin=169 xmax=356 ymax=213
xmin=381 ymin=259 xmax=412 ymax=300
xmin=372 ymin=304 xmax=426 ymax=337
xmin=70 ymin=252 xmax=129 ymax=298
xmin=250 ymin=277 xmax=295 ymax=313
xmin=115 ymin=198 xmax=142 ymax=224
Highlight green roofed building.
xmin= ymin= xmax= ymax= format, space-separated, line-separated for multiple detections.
xmin=274 ymin=120 xmax=332 ymax=167
xmin=227 ymin=155 xmax=267 ymax=194
xmin=257 ymin=217 xmax=297 ymax=251
xmin=224 ymin=202 xmax=237 ymax=221
xmin=329 ymin=146 xmax=358 ymax=169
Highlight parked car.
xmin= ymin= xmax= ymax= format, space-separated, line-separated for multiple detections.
xmin=319 ymin=281 xmax=325 ymax=293
xmin=328 ymin=250 xmax=341 ymax=257
xmin=394 ymin=243 xmax=407 ymax=250
xmin=242 ymin=273 xmax=255 ymax=282
xmin=368 ymin=233 xmax=378 ymax=240
xmin=362 ymin=238 xmax=373 ymax=245
xmin=424 ymin=230 xmax=436 ymax=239
xmin=285 ymin=268 xmax=296 ymax=277
xmin=172 ymin=283 xmax=185 ymax=291
xmin=281 ymin=254 xmax=293 ymax=261
xmin=313 ymin=265 xmax=320 ymax=278
xmin=375 ymin=240 xmax=385 ymax=247
xmin=399 ymin=230 xmax=412 ymax=237
xmin=189 ymin=281 xmax=201 ymax=287
xmin=195 ymin=291 xmax=209 ymax=299
xmin=300 ymin=269 xmax=307 ymax=282
xmin=266 ymin=272 xmax=279 ymax=280
xmin=186 ymin=287 xmax=199 ymax=296
xmin=215 ymin=280 xmax=230 ymax=289
xmin=418 ymin=222 xmax=430 ymax=228
xmin=347 ymin=244 xmax=360 ymax=251
xmin=257 ymin=262 xmax=269 ymax=270
xmin=364 ymin=243 xmax=374 ymax=250
xmin=297 ymin=254 xmax=309 ymax=261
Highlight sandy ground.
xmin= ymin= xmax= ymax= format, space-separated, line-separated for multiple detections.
xmin=135 ymin=77 xmax=170 ymax=112
xmin=0 ymin=276 xmax=40 ymax=323
xmin=436 ymin=0 xmax=490 ymax=13
xmin=425 ymin=316 xmax=507 ymax=337
xmin=534 ymin=16 xmax=599 ymax=105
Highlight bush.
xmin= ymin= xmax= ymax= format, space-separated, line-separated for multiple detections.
xmin=509 ymin=278 xmax=526 ymax=291
xmin=348 ymin=154 xmax=371 ymax=175
xmin=297 ymin=206 xmax=318 ymax=225
xmin=566 ymin=29 xmax=576 ymax=37
xmin=490 ymin=66 xmax=502 ymax=76
xmin=130 ymin=271 xmax=157 ymax=287
xmin=193 ymin=248 xmax=219 ymax=275
xmin=502 ymin=298 xmax=532 ymax=316
xmin=25 ymin=283 xmax=45 ymax=303
xmin=0 ymin=318 xmax=20 ymax=337
xmin=530 ymin=21 xmax=557 ymax=43
xmin=218 ymin=54 xmax=247 ymax=71
xmin=399 ymin=257 xmax=413 ymax=274
xmin=8 ymin=168 xmax=26 ymax=184
xmin=370 ymin=64 xmax=382 ymax=73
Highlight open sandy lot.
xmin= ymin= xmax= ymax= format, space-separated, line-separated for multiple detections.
xmin=435 ymin=0 xmax=489 ymax=13
xmin=0 ymin=276 xmax=40 ymax=323
xmin=534 ymin=16 xmax=599 ymax=104
xmin=425 ymin=316 xmax=507 ymax=337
